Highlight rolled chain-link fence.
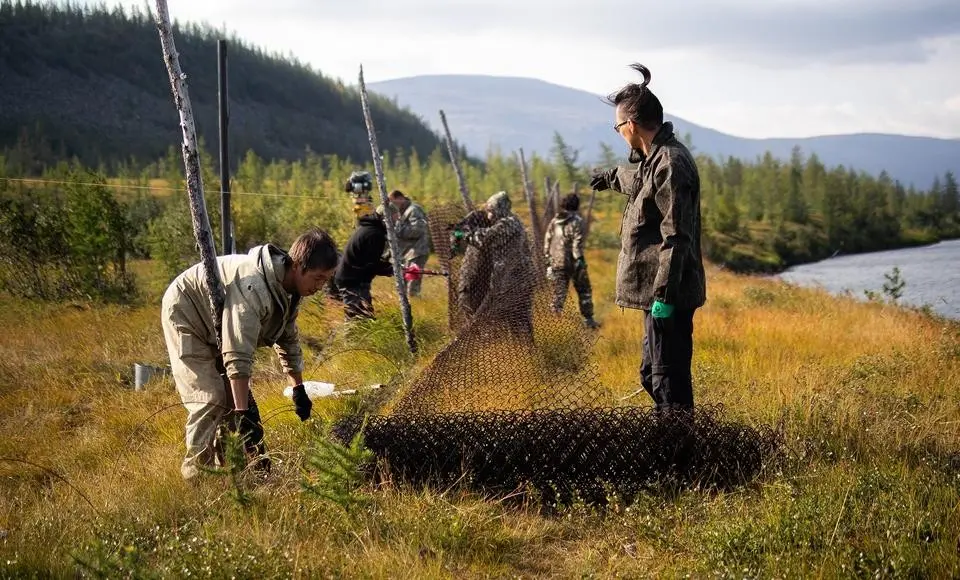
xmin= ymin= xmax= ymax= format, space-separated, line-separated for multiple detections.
xmin=335 ymin=201 xmax=782 ymax=504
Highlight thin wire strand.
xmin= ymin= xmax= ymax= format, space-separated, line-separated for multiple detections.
xmin=0 ymin=176 xmax=337 ymax=199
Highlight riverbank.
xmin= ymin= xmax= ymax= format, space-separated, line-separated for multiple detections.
xmin=779 ymin=238 xmax=960 ymax=320
xmin=1 ymin=252 xmax=958 ymax=577
xmin=705 ymin=224 xmax=956 ymax=275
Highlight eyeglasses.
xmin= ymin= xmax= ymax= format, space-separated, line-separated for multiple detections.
xmin=613 ymin=120 xmax=630 ymax=133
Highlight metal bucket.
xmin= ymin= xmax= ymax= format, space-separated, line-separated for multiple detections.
xmin=134 ymin=363 xmax=169 ymax=391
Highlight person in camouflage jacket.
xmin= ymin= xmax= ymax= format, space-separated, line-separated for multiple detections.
xmin=590 ymin=64 xmax=706 ymax=410
xmin=453 ymin=191 xmax=536 ymax=338
xmin=544 ymin=193 xmax=600 ymax=329
xmin=383 ymin=190 xmax=431 ymax=297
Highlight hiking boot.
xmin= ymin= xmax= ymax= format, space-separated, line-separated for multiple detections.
xmin=584 ymin=317 xmax=601 ymax=329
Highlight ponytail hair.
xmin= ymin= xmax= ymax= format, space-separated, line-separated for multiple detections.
xmin=605 ymin=63 xmax=663 ymax=131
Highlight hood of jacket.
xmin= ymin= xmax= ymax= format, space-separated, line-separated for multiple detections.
xmin=357 ymin=213 xmax=386 ymax=232
xmin=249 ymin=243 xmax=293 ymax=308
xmin=485 ymin=191 xmax=512 ymax=220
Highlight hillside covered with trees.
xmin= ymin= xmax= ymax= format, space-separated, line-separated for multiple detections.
xmin=1 ymin=135 xmax=957 ymax=304
xmin=0 ymin=1 xmax=450 ymax=173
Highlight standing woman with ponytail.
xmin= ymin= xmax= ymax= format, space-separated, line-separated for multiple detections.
xmin=589 ymin=64 xmax=706 ymax=411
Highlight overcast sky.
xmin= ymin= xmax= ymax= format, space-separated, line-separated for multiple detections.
xmin=87 ymin=0 xmax=960 ymax=140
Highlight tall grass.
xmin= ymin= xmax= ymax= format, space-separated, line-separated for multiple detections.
xmin=1 ymin=247 xmax=958 ymax=577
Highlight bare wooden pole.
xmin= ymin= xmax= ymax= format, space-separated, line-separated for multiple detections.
xmin=358 ymin=65 xmax=417 ymax=354
xmin=542 ymin=175 xmax=554 ymax=229
xmin=517 ymin=148 xmax=546 ymax=275
xmin=584 ymin=188 xmax=598 ymax=239
xmin=154 ymin=0 xmax=225 ymax=344
xmin=439 ymin=109 xmax=472 ymax=212
xmin=436 ymin=109 xmax=469 ymax=334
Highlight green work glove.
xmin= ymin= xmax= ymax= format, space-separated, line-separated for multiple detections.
xmin=651 ymin=300 xmax=674 ymax=319
xmin=453 ymin=229 xmax=466 ymax=240
xmin=575 ymin=257 xmax=586 ymax=271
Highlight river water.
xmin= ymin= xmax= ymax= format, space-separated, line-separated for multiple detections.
xmin=778 ymin=239 xmax=960 ymax=320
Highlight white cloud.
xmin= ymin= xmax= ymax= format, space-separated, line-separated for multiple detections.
xmin=80 ymin=0 xmax=960 ymax=139
xmin=222 ymin=0 xmax=960 ymax=65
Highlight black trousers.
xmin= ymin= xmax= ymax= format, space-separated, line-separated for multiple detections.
xmin=640 ymin=308 xmax=695 ymax=409
xmin=339 ymin=281 xmax=375 ymax=320
xmin=551 ymin=266 xmax=594 ymax=319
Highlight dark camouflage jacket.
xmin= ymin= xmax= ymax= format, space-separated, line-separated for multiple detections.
xmin=456 ymin=197 xmax=535 ymax=318
xmin=543 ymin=211 xmax=585 ymax=271
xmin=601 ymin=122 xmax=706 ymax=311
xmin=383 ymin=201 xmax=430 ymax=261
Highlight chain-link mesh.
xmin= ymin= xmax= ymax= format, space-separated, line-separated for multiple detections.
xmin=385 ymin=203 xmax=611 ymax=415
xmin=335 ymin=201 xmax=781 ymax=502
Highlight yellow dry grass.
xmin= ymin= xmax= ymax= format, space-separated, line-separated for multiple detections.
xmin=1 ymin=246 xmax=958 ymax=577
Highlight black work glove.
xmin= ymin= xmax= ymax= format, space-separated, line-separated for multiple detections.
xmin=589 ymin=169 xmax=612 ymax=191
xmin=224 ymin=407 xmax=266 ymax=460
xmin=291 ymin=383 xmax=312 ymax=421
xmin=219 ymin=406 xmax=270 ymax=474
xmin=225 ymin=408 xmax=261 ymax=439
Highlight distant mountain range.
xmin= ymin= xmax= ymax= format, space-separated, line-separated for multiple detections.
xmin=370 ymin=75 xmax=960 ymax=189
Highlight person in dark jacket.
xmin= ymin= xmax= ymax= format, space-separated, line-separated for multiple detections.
xmin=334 ymin=208 xmax=394 ymax=320
xmin=589 ymin=64 xmax=706 ymax=410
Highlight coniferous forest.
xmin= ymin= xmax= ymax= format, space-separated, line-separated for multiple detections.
xmin=1 ymin=1 xmax=958 ymax=302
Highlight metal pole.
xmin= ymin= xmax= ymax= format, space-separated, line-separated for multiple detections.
xmin=217 ymin=39 xmax=233 ymax=254
xmin=358 ymin=65 xmax=417 ymax=354
xmin=439 ymin=109 xmax=472 ymax=212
